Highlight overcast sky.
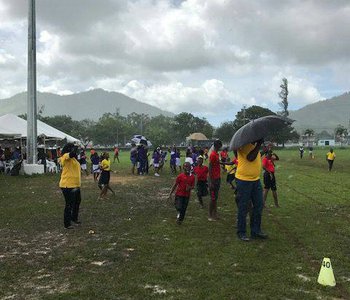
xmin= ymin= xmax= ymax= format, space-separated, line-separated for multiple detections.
xmin=1 ymin=0 xmax=350 ymax=125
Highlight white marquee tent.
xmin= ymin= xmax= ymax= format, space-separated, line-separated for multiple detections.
xmin=0 ymin=114 xmax=79 ymax=143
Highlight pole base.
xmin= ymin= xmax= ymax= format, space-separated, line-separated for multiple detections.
xmin=23 ymin=163 xmax=45 ymax=175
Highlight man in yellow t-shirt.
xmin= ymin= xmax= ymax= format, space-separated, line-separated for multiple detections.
xmin=235 ymin=139 xmax=267 ymax=242
xmin=326 ymin=148 xmax=336 ymax=171
xmin=59 ymin=143 xmax=82 ymax=229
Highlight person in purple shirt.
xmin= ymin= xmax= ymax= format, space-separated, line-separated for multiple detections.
xmin=152 ymin=147 xmax=161 ymax=177
xmin=137 ymin=144 xmax=147 ymax=175
xmin=170 ymin=147 xmax=177 ymax=174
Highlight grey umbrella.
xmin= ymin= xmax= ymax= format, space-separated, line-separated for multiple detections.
xmin=229 ymin=115 xmax=293 ymax=150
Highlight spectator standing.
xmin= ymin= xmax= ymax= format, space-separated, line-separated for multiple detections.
xmin=137 ymin=144 xmax=147 ymax=175
xmin=235 ymin=139 xmax=267 ymax=241
xmin=130 ymin=143 xmax=138 ymax=175
xmin=59 ymin=143 xmax=82 ymax=229
xmin=79 ymin=149 xmax=88 ymax=176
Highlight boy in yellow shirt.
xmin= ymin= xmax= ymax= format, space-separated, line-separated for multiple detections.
xmin=98 ymin=152 xmax=115 ymax=199
xmin=326 ymin=148 xmax=336 ymax=171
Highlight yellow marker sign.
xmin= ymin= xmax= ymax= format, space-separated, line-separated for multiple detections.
xmin=317 ymin=258 xmax=336 ymax=287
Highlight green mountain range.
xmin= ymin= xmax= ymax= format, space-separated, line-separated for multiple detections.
xmin=0 ymin=89 xmax=173 ymax=120
xmin=289 ymin=92 xmax=350 ymax=133
xmin=0 ymin=89 xmax=349 ymax=133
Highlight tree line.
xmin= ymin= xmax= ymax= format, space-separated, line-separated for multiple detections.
xmin=36 ymin=78 xmax=303 ymax=147
xmin=29 ymin=78 xmax=348 ymax=147
xmin=36 ymin=105 xmax=299 ymax=147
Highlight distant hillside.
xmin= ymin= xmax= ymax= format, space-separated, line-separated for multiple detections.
xmin=0 ymin=89 xmax=174 ymax=120
xmin=289 ymin=92 xmax=350 ymax=132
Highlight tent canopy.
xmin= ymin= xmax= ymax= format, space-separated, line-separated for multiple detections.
xmin=0 ymin=114 xmax=79 ymax=143
xmin=186 ymin=132 xmax=208 ymax=141
xmin=0 ymin=123 xmax=21 ymax=139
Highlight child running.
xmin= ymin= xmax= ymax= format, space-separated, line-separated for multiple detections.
xmin=262 ymin=150 xmax=280 ymax=207
xmin=170 ymin=147 xmax=177 ymax=174
xmin=193 ymin=156 xmax=209 ymax=208
xmin=169 ymin=162 xmax=195 ymax=225
xmin=90 ymin=150 xmax=100 ymax=182
xmin=326 ymin=148 xmax=336 ymax=171
xmin=208 ymin=139 xmax=222 ymax=221
xmin=224 ymin=155 xmax=238 ymax=190
xmin=152 ymin=147 xmax=161 ymax=177
xmin=98 ymin=152 xmax=115 ymax=200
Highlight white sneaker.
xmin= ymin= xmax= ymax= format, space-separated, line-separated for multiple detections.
xmin=155 ymin=173 xmax=160 ymax=177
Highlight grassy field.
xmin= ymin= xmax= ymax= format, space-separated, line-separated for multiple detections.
xmin=0 ymin=148 xmax=350 ymax=299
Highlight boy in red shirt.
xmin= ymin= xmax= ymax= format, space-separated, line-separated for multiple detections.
xmin=193 ymin=155 xmax=209 ymax=208
xmin=169 ymin=162 xmax=195 ymax=225
xmin=113 ymin=146 xmax=120 ymax=163
xmin=208 ymin=139 xmax=222 ymax=221
xmin=262 ymin=150 xmax=280 ymax=207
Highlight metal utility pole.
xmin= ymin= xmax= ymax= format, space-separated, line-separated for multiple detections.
xmin=27 ymin=0 xmax=37 ymax=164
xmin=140 ymin=115 xmax=143 ymax=135
xmin=243 ymin=105 xmax=247 ymax=125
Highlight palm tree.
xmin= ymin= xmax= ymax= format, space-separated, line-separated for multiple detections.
xmin=303 ymin=129 xmax=315 ymax=147
xmin=335 ymin=125 xmax=348 ymax=146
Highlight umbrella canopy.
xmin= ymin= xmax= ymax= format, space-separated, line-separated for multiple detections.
xmin=229 ymin=115 xmax=293 ymax=150
xmin=131 ymin=135 xmax=152 ymax=147
xmin=186 ymin=132 xmax=208 ymax=141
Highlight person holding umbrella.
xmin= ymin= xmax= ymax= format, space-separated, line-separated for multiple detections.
xmin=235 ymin=139 xmax=267 ymax=241
xmin=229 ymin=115 xmax=292 ymax=241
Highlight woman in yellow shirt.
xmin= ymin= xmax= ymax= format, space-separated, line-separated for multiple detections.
xmin=59 ymin=143 xmax=82 ymax=229
xmin=326 ymin=148 xmax=336 ymax=171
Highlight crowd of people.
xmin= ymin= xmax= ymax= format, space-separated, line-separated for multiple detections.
xmin=0 ymin=141 xmax=338 ymax=240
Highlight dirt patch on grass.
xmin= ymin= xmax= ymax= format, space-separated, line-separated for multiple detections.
xmin=82 ymin=174 xmax=151 ymax=185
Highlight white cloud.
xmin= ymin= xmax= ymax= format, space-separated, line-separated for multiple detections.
xmin=105 ymin=79 xmax=244 ymax=116
xmin=0 ymin=50 xmax=15 ymax=64
xmin=1 ymin=0 xmax=350 ymax=124
xmin=37 ymin=30 xmax=61 ymax=66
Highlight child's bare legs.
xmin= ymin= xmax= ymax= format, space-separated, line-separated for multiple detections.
xmin=272 ymin=190 xmax=279 ymax=207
